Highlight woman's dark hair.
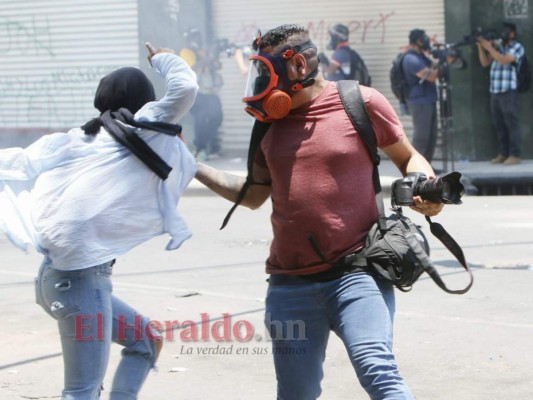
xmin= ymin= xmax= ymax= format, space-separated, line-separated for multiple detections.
xmin=94 ymin=67 xmax=155 ymax=114
xmin=83 ymin=67 xmax=156 ymax=135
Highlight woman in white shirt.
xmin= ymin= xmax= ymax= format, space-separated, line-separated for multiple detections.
xmin=0 ymin=43 xmax=198 ymax=399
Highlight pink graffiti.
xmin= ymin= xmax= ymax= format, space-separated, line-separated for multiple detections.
xmin=233 ymin=22 xmax=261 ymax=46
xmin=232 ymin=11 xmax=397 ymax=48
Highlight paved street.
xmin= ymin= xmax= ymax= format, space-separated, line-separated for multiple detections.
xmin=0 ymin=181 xmax=532 ymax=399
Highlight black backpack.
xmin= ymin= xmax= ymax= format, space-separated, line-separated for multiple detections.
xmin=339 ymin=47 xmax=372 ymax=86
xmin=389 ymin=50 xmax=415 ymax=105
xmin=514 ymin=54 xmax=531 ymax=93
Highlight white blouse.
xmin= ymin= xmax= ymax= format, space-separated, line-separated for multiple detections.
xmin=0 ymin=52 xmax=199 ymax=270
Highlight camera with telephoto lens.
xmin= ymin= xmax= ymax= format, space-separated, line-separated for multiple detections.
xmin=391 ymin=172 xmax=465 ymax=208
xmin=457 ymin=27 xmax=498 ymax=47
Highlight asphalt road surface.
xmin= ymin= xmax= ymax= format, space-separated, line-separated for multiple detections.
xmin=0 ymin=192 xmax=532 ymax=399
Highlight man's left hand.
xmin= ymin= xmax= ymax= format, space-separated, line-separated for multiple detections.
xmin=410 ymin=196 xmax=444 ymax=217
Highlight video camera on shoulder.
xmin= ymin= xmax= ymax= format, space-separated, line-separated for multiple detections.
xmin=428 ymin=26 xmax=499 ymax=73
xmin=430 ymin=43 xmax=467 ymax=71
xmin=391 ymin=172 xmax=465 ymax=208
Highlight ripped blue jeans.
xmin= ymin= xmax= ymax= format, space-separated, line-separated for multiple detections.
xmin=35 ymin=261 xmax=160 ymax=400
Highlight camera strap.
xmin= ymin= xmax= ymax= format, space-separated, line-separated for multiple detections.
xmin=424 ymin=215 xmax=473 ymax=294
xmin=338 ymin=79 xmax=473 ymax=294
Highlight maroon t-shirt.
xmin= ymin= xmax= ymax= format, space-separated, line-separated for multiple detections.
xmin=256 ymin=82 xmax=404 ymax=275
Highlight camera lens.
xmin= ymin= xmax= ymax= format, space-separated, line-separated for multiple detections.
xmin=442 ymin=180 xmax=452 ymax=200
xmin=440 ymin=172 xmax=464 ymax=204
xmin=415 ymin=179 xmax=441 ymax=203
xmin=416 ymin=172 xmax=464 ymax=204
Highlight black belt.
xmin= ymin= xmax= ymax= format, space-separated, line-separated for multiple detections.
xmin=269 ymin=251 xmax=367 ymax=285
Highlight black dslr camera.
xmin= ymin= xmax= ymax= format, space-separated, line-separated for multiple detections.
xmin=391 ymin=172 xmax=465 ymax=208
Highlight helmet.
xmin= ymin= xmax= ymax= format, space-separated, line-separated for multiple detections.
xmin=330 ymin=24 xmax=349 ymax=41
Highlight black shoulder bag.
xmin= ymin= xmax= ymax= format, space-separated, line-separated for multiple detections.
xmin=338 ymin=80 xmax=473 ymax=294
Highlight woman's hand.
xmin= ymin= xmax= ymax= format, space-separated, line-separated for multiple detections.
xmin=145 ymin=42 xmax=176 ymax=65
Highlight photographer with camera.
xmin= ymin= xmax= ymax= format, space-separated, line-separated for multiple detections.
xmin=195 ymin=24 xmax=445 ymax=400
xmin=476 ymin=22 xmax=525 ymax=165
xmin=402 ymin=29 xmax=441 ymax=167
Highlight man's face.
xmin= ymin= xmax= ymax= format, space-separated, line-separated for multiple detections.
xmin=247 ymin=47 xmax=290 ymax=96
xmin=262 ymin=46 xmax=299 ymax=91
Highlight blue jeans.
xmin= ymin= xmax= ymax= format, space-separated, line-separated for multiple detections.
xmin=35 ymin=261 xmax=160 ymax=400
xmin=265 ymin=272 xmax=414 ymax=400
xmin=490 ymin=90 xmax=521 ymax=157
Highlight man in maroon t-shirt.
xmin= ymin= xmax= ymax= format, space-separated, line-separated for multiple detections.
xmin=196 ymin=24 xmax=443 ymax=400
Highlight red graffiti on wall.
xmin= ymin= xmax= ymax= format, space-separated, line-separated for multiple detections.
xmin=233 ymin=23 xmax=261 ymax=46
xmin=232 ymin=12 xmax=396 ymax=48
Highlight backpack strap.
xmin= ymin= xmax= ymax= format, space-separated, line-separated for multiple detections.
xmin=220 ymin=119 xmax=272 ymax=229
xmin=337 ymin=80 xmax=388 ymax=231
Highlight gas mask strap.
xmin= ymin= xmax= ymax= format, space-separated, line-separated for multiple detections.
xmin=289 ymin=66 xmax=319 ymax=92
xmin=302 ymin=66 xmax=319 ymax=85
xmin=291 ymin=40 xmax=317 ymax=54
xmin=284 ymin=41 xmax=319 ymax=92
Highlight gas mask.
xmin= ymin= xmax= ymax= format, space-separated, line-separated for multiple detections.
xmin=419 ymin=34 xmax=431 ymax=51
xmin=500 ymin=28 xmax=513 ymax=44
xmin=242 ymin=41 xmax=319 ymax=122
xmin=327 ymin=36 xmax=339 ymax=51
